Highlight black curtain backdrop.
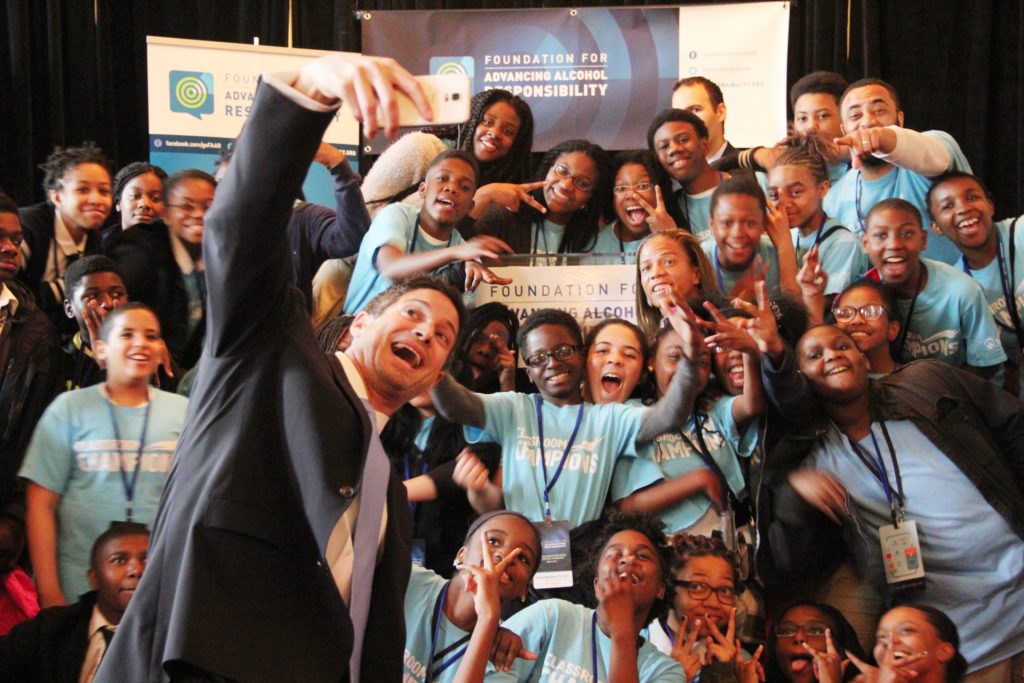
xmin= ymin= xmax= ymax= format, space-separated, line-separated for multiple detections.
xmin=2 ymin=0 xmax=1021 ymax=218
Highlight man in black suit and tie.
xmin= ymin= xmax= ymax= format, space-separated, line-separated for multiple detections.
xmin=98 ymin=55 xmax=462 ymax=682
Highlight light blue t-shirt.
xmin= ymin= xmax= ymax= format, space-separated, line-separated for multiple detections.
xmin=703 ymin=236 xmax=784 ymax=297
xmin=531 ymin=220 xmax=567 ymax=255
xmin=822 ymin=130 xmax=971 ymax=265
xmin=957 ymin=216 xmax=1024 ymax=367
xmin=828 ymin=160 xmax=851 ymax=185
xmin=404 ymin=566 xmax=470 ymax=683
xmin=808 ymin=420 xmax=1024 ymax=671
xmin=614 ymin=395 xmax=755 ymax=533
xmin=592 ymin=222 xmax=644 ymax=262
xmin=891 ymin=258 xmax=1005 ymax=368
xmin=486 ymin=600 xmax=686 ymax=683
xmin=791 ymin=217 xmax=866 ymax=293
xmin=343 ymin=202 xmax=465 ymax=314
xmin=470 ymin=393 xmax=648 ymax=527
xmin=19 ymin=385 xmax=187 ymax=599
xmin=675 ymin=186 xmax=714 ymax=245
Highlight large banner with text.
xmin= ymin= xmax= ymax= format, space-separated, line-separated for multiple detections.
xmin=360 ymin=3 xmax=789 ymax=152
xmin=473 ymin=264 xmax=639 ymax=327
xmin=146 ymin=37 xmax=362 ymax=205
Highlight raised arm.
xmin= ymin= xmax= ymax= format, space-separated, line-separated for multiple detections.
xmin=637 ymin=303 xmax=704 ymax=443
xmin=205 ymin=56 xmax=430 ymax=357
xmin=431 ymin=373 xmax=487 ymax=428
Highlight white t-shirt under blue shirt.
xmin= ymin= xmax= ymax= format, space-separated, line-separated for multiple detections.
xmin=823 ymin=130 xmax=971 ymax=265
xmin=890 ymin=258 xmax=1005 ymax=368
xmin=469 ymin=393 xmax=648 ymax=528
xmin=807 ymin=420 xmax=1024 ymax=671
xmin=403 ymin=566 xmax=470 ymax=683
xmin=18 ymin=385 xmax=187 ymax=599
xmin=486 ymin=600 xmax=686 ymax=683
xmin=343 ymin=202 xmax=465 ymax=314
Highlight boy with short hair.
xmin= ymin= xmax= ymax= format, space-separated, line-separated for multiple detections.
xmin=343 ymin=150 xmax=511 ymax=314
xmin=928 ymin=171 xmax=1024 ymax=391
xmin=861 ymin=198 xmax=1005 ymax=375
xmin=60 ymin=256 xmax=128 ymax=392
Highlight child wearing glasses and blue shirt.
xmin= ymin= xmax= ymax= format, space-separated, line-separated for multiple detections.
xmin=432 ymin=307 xmax=702 ymax=532
xmin=592 ymin=151 xmax=678 ymax=258
xmin=343 ymin=150 xmax=512 ymax=314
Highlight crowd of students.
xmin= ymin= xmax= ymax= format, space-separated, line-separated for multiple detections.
xmin=0 ymin=52 xmax=1020 ymax=683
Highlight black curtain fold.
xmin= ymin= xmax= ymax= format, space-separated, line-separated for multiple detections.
xmin=1 ymin=0 xmax=1021 ymax=218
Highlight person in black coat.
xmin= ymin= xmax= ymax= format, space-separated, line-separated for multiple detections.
xmin=98 ymin=55 xmax=462 ymax=683
xmin=0 ymin=522 xmax=150 ymax=683
xmin=18 ymin=144 xmax=113 ymax=338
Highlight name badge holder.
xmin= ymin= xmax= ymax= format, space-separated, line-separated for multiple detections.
xmin=847 ymin=422 xmax=925 ymax=591
xmin=532 ymin=396 xmax=583 ymax=590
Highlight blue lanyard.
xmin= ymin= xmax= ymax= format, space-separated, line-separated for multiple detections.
xmin=677 ymin=412 xmax=733 ymax=511
xmin=534 ymin=396 xmax=585 ymax=523
xmin=591 ymin=611 xmax=600 ymax=683
xmin=846 ymin=422 xmax=905 ymax=525
xmin=894 ymin=266 xmax=925 ymax=361
xmin=812 ymin=213 xmax=830 ymax=246
xmin=712 ymin=244 xmax=749 ymax=293
xmin=105 ymin=393 xmax=151 ymax=523
xmin=854 ymin=168 xmax=900 ymax=235
xmin=426 ymin=581 xmax=471 ymax=683
xmin=658 ymin=615 xmax=676 ymax=646
xmin=962 ymin=232 xmax=1024 ymax=342
xmin=408 ymin=216 xmax=453 ymax=255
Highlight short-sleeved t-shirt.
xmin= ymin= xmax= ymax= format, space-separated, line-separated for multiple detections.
xmin=614 ymin=395 xmax=755 ymax=533
xmin=792 ymin=217 xmax=866 ymax=293
xmin=592 ymin=223 xmax=644 ymax=261
xmin=823 ymin=130 xmax=971 ymax=266
xmin=19 ymin=385 xmax=187 ymax=599
xmin=808 ymin=420 xmax=1024 ymax=670
xmin=469 ymin=393 xmax=648 ymax=527
xmin=703 ymin=236 xmax=783 ymax=297
xmin=957 ymin=216 xmax=1024 ymax=366
xmin=486 ymin=600 xmax=686 ymax=683
xmin=532 ymin=220 xmax=567 ymax=254
xmin=675 ymin=186 xmax=715 ymax=245
xmin=343 ymin=202 xmax=465 ymax=314
xmin=889 ymin=258 xmax=1005 ymax=368
xmin=403 ymin=566 xmax=470 ymax=683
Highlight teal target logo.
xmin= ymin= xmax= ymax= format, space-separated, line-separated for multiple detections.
xmin=170 ymin=71 xmax=214 ymax=119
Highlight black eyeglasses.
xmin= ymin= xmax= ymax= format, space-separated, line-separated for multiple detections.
xmin=551 ymin=163 xmax=594 ymax=194
xmin=524 ymin=344 xmax=578 ymax=368
xmin=672 ymin=580 xmax=737 ymax=605
xmin=832 ymin=304 xmax=887 ymax=322
xmin=775 ymin=622 xmax=829 ymax=638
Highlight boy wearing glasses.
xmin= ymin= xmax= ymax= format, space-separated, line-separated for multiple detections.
xmin=433 ymin=308 xmax=703 ymax=531
xmin=343 ymin=150 xmax=512 ymax=314
xmin=860 ymin=198 xmax=1004 ymax=377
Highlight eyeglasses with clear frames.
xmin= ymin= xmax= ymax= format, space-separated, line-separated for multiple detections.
xmin=832 ymin=304 xmax=888 ymax=322
xmin=524 ymin=344 xmax=578 ymax=368
xmin=551 ymin=163 xmax=594 ymax=194
xmin=613 ymin=182 xmax=656 ymax=195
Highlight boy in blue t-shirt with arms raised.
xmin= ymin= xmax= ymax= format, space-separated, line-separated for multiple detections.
xmin=344 ymin=150 xmax=512 ymax=314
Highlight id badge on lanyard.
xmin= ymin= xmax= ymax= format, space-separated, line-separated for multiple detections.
xmin=848 ymin=422 xmax=926 ymax=591
xmin=531 ymin=397 xmax=583 ymax=590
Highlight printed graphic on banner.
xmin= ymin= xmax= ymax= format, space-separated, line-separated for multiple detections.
xmin=677 ymin=2 xmax=790 ymax=147
xmin=362 ymin=7 xmax=680 ymax=151
xmin=147 ymin=37 xmax=361 ymax=205
xmin=430 ymin=56 xmax=475 ymax=79
xmin=473 ymin=264 xmax=637 ymax=326
xmin=169 ymin=71 xmax=214 ymax=119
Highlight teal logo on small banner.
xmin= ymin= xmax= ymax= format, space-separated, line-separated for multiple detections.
xmin=169 ymin=71 xmax=214 ymax=119
xmin=429 ymin=56 xmax=475 ymax=80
